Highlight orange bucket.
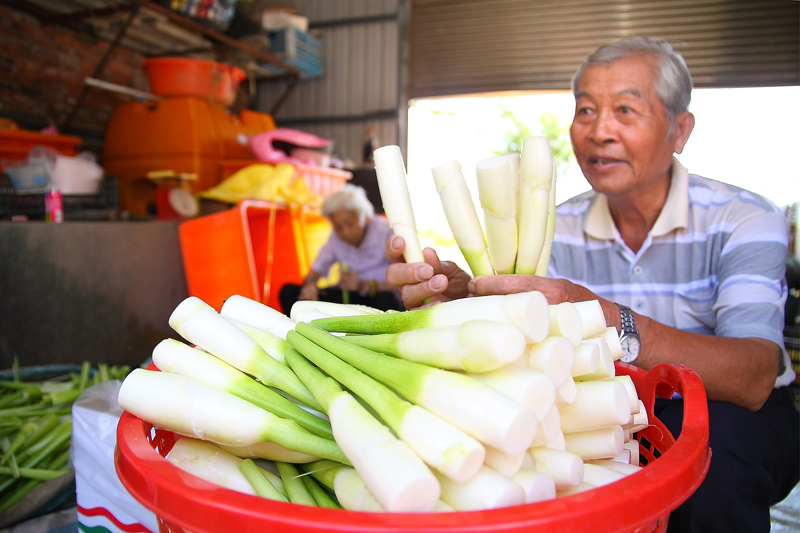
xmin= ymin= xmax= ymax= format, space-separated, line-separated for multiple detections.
xmin=142 ymin=57 xmax=246 ymax=107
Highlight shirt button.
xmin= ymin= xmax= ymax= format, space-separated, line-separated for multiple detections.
xmin=633 ymin=265 xmax=643 ymax=275
xmin=635 ymin=301 xmax=646 ymax=311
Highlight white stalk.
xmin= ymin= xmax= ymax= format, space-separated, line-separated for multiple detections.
xmin=373 ymin=145 xmax=424 ymax=263
xmin=570 ymin=341 xmax=600 ymax=378
xmin=573 ymin=338 xmax=615 ymax=381
xmin=548 ymin=302 xmax=583 ymax=346
xmin=624 ymin=440 xmax=640 ymax=466
xmin=331 ymin=467 xmax=385 ymax=512
xmin=607 ymin=375 xmax=640 ymax=414
xmin=435 ymin=466 xmax=525 ymax=511
xmin=502 ymin=152 xmax=521 ymax=229
xmin=534 ymin=165 xmax=558 ymax=277
xmin=555 ymin=376 xmax=577 ymax=408
xmin=220 ymin=295 xmax=296 ymax=340
xmin=476 ymin=155 xmax=518 ymax=274
xmin=290 ymin=300 xmax=383 ymax=322
xmin=544 ymin=430 xmax=567 ymax=451
xmin=169 ymin=296 xmax=320 ymax=411
xmin=484 ymin=446 xmax=526 ymax=478
xmin=563 ymin=425 xmax=624 ymax=461
xmin=528 ymin=448 xmax=584 ymax=490
xmin=515 ymin=136 xmax=553 ymax=274
xmin=581 ymin=463 xmax=628 ymax=487
xmin=328 ymin=392 xmax=440 ymax=512
xmin=512 ymin=469 xmax=556 ymax=504
xmin=588 ymin=459 xmax=643 ymax=476
xmin=612 ymin=448 xmax=632 ymax=465
xmin=572 ymin=300 xmax=608 ymax=339
xmin=470 ymin=365 xmax=555 ymax=419
xmin=557 ymin=482 xmax=596 ymax=497
xmin=559 ymin=380 xmax=631 ymax=433
xmin=623 ymin=401 xmax=649 ymax=433
xmin=527 ymin=336 xmax=574 ymax=387
xmin=118 ymin=370 xmax=347 ymax=463
xmin=431 ymin=159 xmax=494 ymax=276
xmin=291 ymin=307 xmax=338 ymax=324
xmin=167 ymin=437 xmax=286 ymax=499
xmin=530 ymin=404 xmax=562 ymax=448
xmin=590 ymin=326 xmax=624 ymax=360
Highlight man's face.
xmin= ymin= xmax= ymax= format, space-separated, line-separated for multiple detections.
xmin=330 ymin=208 xmax=366 ymax=247
xmin=569 ymin=54 xmax=686 ymax=198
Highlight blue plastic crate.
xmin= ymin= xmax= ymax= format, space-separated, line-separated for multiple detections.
xmin=259 ymin=27 xmax=325 ymax=80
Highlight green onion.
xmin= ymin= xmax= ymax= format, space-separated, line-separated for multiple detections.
xmin=118 ymin=369 xmax=348 ymax=464
xmin=152 ymin=339 xmax=332 ymax=439
xmin=239 ymin=458 xmax=288 ymax=501
xmin=340 ymin=319 xmax=525 ymax=373
xmin=284 ymin=347 xmax=441 ymax=512
xmin=476 ymin=155 xmax=519 ymax=274
xmin=515 ymin=136 xmax=553 ymax=274
xmin=287 ymin=328 xmax=485 ymax=483
xmin=293 ymin=322 xmax=537 ymax=456
xmin=373 ymin=145 xmax=425 ymax=264
xmin=431 ymin=159 xmax=494 ymax=276
xmin=168 ymin=297 xmax=322 ymax=412
xmin=276 ymin=462 xmax=316 ymax=506
xmin=312 ymin=292 xmax=549 ymax=344
xmin=301 ymin=473 xmax=341 ymax=508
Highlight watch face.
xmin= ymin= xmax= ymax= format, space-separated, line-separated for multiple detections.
xmin=619 ymin=336 xmax=641 ymax=363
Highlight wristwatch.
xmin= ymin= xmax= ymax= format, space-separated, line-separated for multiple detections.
xmin=617 ymin=304 xmax=641 ymax=364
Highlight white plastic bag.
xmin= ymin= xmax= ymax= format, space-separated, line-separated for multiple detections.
xmin=71 ymin=380 xmax=158 ymax=533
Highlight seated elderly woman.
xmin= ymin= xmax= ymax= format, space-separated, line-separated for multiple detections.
xmin=279 ymin=184 xmax=405 ymax=313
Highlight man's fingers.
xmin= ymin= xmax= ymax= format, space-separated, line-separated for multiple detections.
xmin=401 ymin=274 xmax=449 ymax=309
xmin=385 ymin=234 xmax=406 ymax=263
xmin=469 ymin=274 xmax=540 ymax=297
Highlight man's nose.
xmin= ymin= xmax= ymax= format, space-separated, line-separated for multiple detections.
xmin=590 ymin=110 xmax=617 ymax=143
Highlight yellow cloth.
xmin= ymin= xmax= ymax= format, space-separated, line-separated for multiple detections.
xmin=200 ymin=163 xmax=322 ymax=207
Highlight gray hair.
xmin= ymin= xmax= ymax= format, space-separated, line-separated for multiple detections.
xmin=322 ymin=184 xmax=374 ymax=227
xmin=571 ymin=37 xmax=693 ymax=132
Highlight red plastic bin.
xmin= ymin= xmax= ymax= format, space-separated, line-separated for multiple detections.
xmin=115 ymin=363 xmax=711 ymax=533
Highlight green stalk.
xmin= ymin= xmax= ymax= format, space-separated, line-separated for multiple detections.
xmin=18 ymin=414 xmax=60 ymax=452
xmin=302 ymin=473 xmax=341 ymax=508
xmin=298 ymin=460 xmax=347 ymax=490
xmin=153 ymin=339 xmax=333 ymax=439
xmin=283 ymin=349 xmax=343 ymax=413
xmin=276 ymin=462 xmax=316 ymax=506
xmin=0 ymin=447 xmax=70 ymax=514
xmin=78 ymin=361 xmax=91 ymax=390
xmin=286 ymin=330 xmax=408 ymax=431
xmin=1 ymin=420 xmax=36 ymax=465
xmin=341 ymin=261 xmax=350 ymax=305
xmin=0 ymin=465 xmax=69 ymax=480
xmin=239 ymin=459 xmax=288 ymax=501
xmin=0 ymin=391 xmax=25 ymax=409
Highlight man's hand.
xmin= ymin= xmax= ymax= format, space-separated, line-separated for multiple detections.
xmin=385 ymin=235 xmax=471 ymax=309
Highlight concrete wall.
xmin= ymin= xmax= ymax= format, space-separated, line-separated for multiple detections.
xmin=0 ymin=221 xmax=188 ymax=370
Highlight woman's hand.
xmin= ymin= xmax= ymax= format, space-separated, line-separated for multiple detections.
xmin=298 ymin=282 xmax=319 ymax=301
xmin=338 ymin=269 xmax=361 ymax=292
xmin=385 ymin=235 xmax=471 ymax=309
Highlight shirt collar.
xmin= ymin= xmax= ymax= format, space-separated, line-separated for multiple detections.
xmin=583 ymin=157 xmax=689 ymax=240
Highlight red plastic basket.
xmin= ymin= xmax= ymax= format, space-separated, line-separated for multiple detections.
xmin=115 ymin=363 xmax=710 ymax=533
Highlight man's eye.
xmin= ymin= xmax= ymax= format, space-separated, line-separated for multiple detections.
xmin=619 ymin=106 xmax=632 ymax=114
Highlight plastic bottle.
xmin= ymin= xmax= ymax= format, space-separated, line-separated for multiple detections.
xmin=45 ymin=187 xmax=63 ymax=223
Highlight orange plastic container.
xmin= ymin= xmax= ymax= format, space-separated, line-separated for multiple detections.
xmin=116 ymin=362 xmax=710 ymax=533
xmin=103 ymin=98 xmax=275 ymax=217
xmin=0 ymin=129 xmax=81 ymax=170
xmin=177 ymin=199 xmax=331 ymax=313
xmin=142 ymin=57 xmax=247 ymax=107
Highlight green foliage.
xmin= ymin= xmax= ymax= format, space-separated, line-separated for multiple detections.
xmin=494 ymin=106 xmax=574 ymax=177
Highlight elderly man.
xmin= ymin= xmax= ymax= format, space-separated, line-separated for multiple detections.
xmin=386 ymin=37 xmax=798 ymax=532
xmin=279 ymin=184 xmax=404 ymax=314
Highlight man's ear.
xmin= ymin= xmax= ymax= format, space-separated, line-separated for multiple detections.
xmin=672 ymin=111 xmax=695 ymax=154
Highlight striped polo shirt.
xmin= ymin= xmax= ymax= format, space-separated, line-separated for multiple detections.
xmin=549 ymin=158 xmax=793 ymax=387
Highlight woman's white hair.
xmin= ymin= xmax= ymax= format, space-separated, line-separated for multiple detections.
xmin=321 ymin=184 xmax=374 ymax=227
xmin=571 ymin=36 xmax=693 ymax=135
